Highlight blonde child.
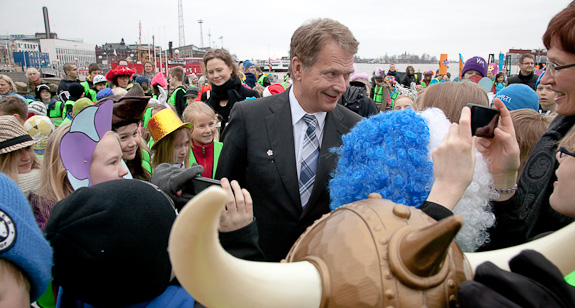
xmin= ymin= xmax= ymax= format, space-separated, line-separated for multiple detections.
xmin=183 ymin=101 xmax=222 ymax=178
xmin=148 ymin=108 xmax=192 ymax=169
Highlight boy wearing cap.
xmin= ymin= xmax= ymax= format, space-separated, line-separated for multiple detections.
xmin=0 ymin=173 xmax=53 ymax=306
xmin=184 ymin=87 xmax=199 ymax=104
xmin=36 ymin=84 xmax=65 ymax=127
xmin=461 ymin=56 xmax=488 ymax=80
xmin=93 ymin=75 xmax=108 ymax=93
xmin=243 ymin=60 xmax=257 ymax=88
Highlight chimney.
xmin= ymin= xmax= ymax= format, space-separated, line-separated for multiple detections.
xmin=43 ymin=7 xmax=51 ymax=39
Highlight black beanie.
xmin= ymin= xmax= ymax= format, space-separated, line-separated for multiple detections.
xmin=68 ymin=83 xmax=85 ymax=101
xmin=45 ymin=179 xmax=177 ymax=306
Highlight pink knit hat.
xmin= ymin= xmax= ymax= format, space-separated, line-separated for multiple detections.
xmin=151 ymin=72 xmax=168 ymax=88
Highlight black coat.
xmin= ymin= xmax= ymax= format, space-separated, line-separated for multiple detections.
xmin=216 ymin=89 xmax=361 ymax=261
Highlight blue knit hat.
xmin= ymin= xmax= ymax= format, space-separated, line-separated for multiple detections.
xmin=96 ymin=87 xmax=114 ymax=101
xmin=461 ymin=56 xmax=488 ymax=78
xmin=0 ymin=173 xmax=52 ymax=302
xmin=243 ymin=60 xmax=255 ymax=71
xmin=494 ymin=84 xmax=539 ymax=111
xmin=135 ymin=75 xmax=149 ymax=87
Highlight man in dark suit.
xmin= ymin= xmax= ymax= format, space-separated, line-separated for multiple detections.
xmin=216 ymin=18 xmax=362 ymax=262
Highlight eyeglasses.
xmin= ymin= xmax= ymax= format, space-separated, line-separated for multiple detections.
xmin=558 ymin=146 xmax=575 ymax=159
xmin=546 ymin=62 xmax=575 ymax=76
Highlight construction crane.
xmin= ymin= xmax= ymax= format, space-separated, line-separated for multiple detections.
xmin=178 ymin=0 xmax=185 ymax=47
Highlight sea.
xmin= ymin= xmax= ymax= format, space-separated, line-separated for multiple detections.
xmin=266 ymin=62 xmax=519 ymax=83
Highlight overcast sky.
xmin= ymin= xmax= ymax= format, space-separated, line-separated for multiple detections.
xmin=0 ymin=0 xmax=568 ymax=61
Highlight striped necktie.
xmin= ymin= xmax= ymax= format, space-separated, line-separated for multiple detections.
xmin=299 ymin=114 xmax=320 ymax=207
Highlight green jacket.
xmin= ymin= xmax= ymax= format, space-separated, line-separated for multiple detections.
xmin=142 ymin=107 xmax=153 ymax=128
xmin=141 ymin=148 xmax=152 ymax=175
xmin=81 ymin=81 xmax=97 ymax=102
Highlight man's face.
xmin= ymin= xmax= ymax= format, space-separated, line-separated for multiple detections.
xmin=28 ymin=70 xmax=39 ymax=82
xmin=144 ymin=63 xmax=153 ymax=73
xmin=519 ymin=57 xmax=535 ymax=75
xmin=119 ymin=61 xmax=128 ymax=67
xmin=90 ymin=70 xmax=101 ymax=80
xmin=68 ymin=65 xmax=78 ymax=79
xmin=292 ymin=40 xmax=354 ymax=113
xmin=389 ymin=64 xmax=396 ymax=72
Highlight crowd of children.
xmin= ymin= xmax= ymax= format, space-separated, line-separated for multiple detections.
xmin=1 ymin=4 xmax=575 ymax=306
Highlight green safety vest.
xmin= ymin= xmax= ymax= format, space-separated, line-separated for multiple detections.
xmin=63 ymin=100 xmax=75 ymax=120
xmin=167 ymin=87 xmax=186 ymax=107
xmin=142 ymin=107 xmax=153 ymax=128
xmin=189 ymin=141 xmax=223 ymax=179
xmin=373 ymin=85 xmax=385 ymax=103
xmin=257 ymin=75 xmax=266 ymax=86
xmin=81 ymin=81 xmax=97 ymax=102
xmin=421 ymin=81 xmax=428 ymax=89
xmin=47 ymin=101 xmax=64 ymax=126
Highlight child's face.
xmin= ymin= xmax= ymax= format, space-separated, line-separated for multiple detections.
xmin=191 ymin=112 xmax=217 ymax=146
xmin=0 ymin=264 xmax=30 ymax=307
xmin=90 ymin=132 xmax=129 ymax=185
xmin=550 ymin=149 xmax=575 ymax=217
xmin=186 ymin=97 xmax=197 ymax=104
xmin=463 ymin=70 xmax=480 ymax=79
xmin=537 ymin=84 xmax=556 ymax=110
xmin=173 ymin=129 xmax=190 ymax=165
xmin=393 ymin=97 xmax=415 ymax=111
xmin=95 ymin=82 xmax=106 ymax=91
xmin=496 ymin=76 xmax=504 ymax=83
xmin=115 ymin=123 xmax=140 ymax=161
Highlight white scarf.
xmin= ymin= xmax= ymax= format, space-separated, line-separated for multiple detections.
xmin=18 ymin=169 xmax=42 ymax=196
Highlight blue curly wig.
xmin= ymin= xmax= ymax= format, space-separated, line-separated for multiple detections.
xmin=329 ymin=109 xmax=434 ymax=210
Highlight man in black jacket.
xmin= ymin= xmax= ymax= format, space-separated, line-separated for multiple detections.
xmin=507 ymin=54 xmax=538 ymax=90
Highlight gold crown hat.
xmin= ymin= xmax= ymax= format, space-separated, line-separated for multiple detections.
xmin=147 ymin=108 xmax=192 ymax=150
xmin=0 ymin=115 xmax=40 ymax=154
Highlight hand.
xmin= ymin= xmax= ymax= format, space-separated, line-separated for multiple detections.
xmin=427 ymin=106 xmax=476 ymax=210
xmin=218 ymin=178 xmax=253 ymax=232
xmin=475 ymin=99 xmax=520 ymax=199
xmin=458 ymin=250 xmax=575 ymax=308
xmin=150 ymin=163 xmax=204 ymax=210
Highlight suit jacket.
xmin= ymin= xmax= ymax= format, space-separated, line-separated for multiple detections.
xmin=216 ymin=89 xmax=362 ymax=261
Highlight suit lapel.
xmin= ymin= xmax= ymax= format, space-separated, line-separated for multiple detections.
xmin=303 ymin=106 xmax=347 ymax=215
xmin=264 ymin=91 xmax=302 ymax=210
